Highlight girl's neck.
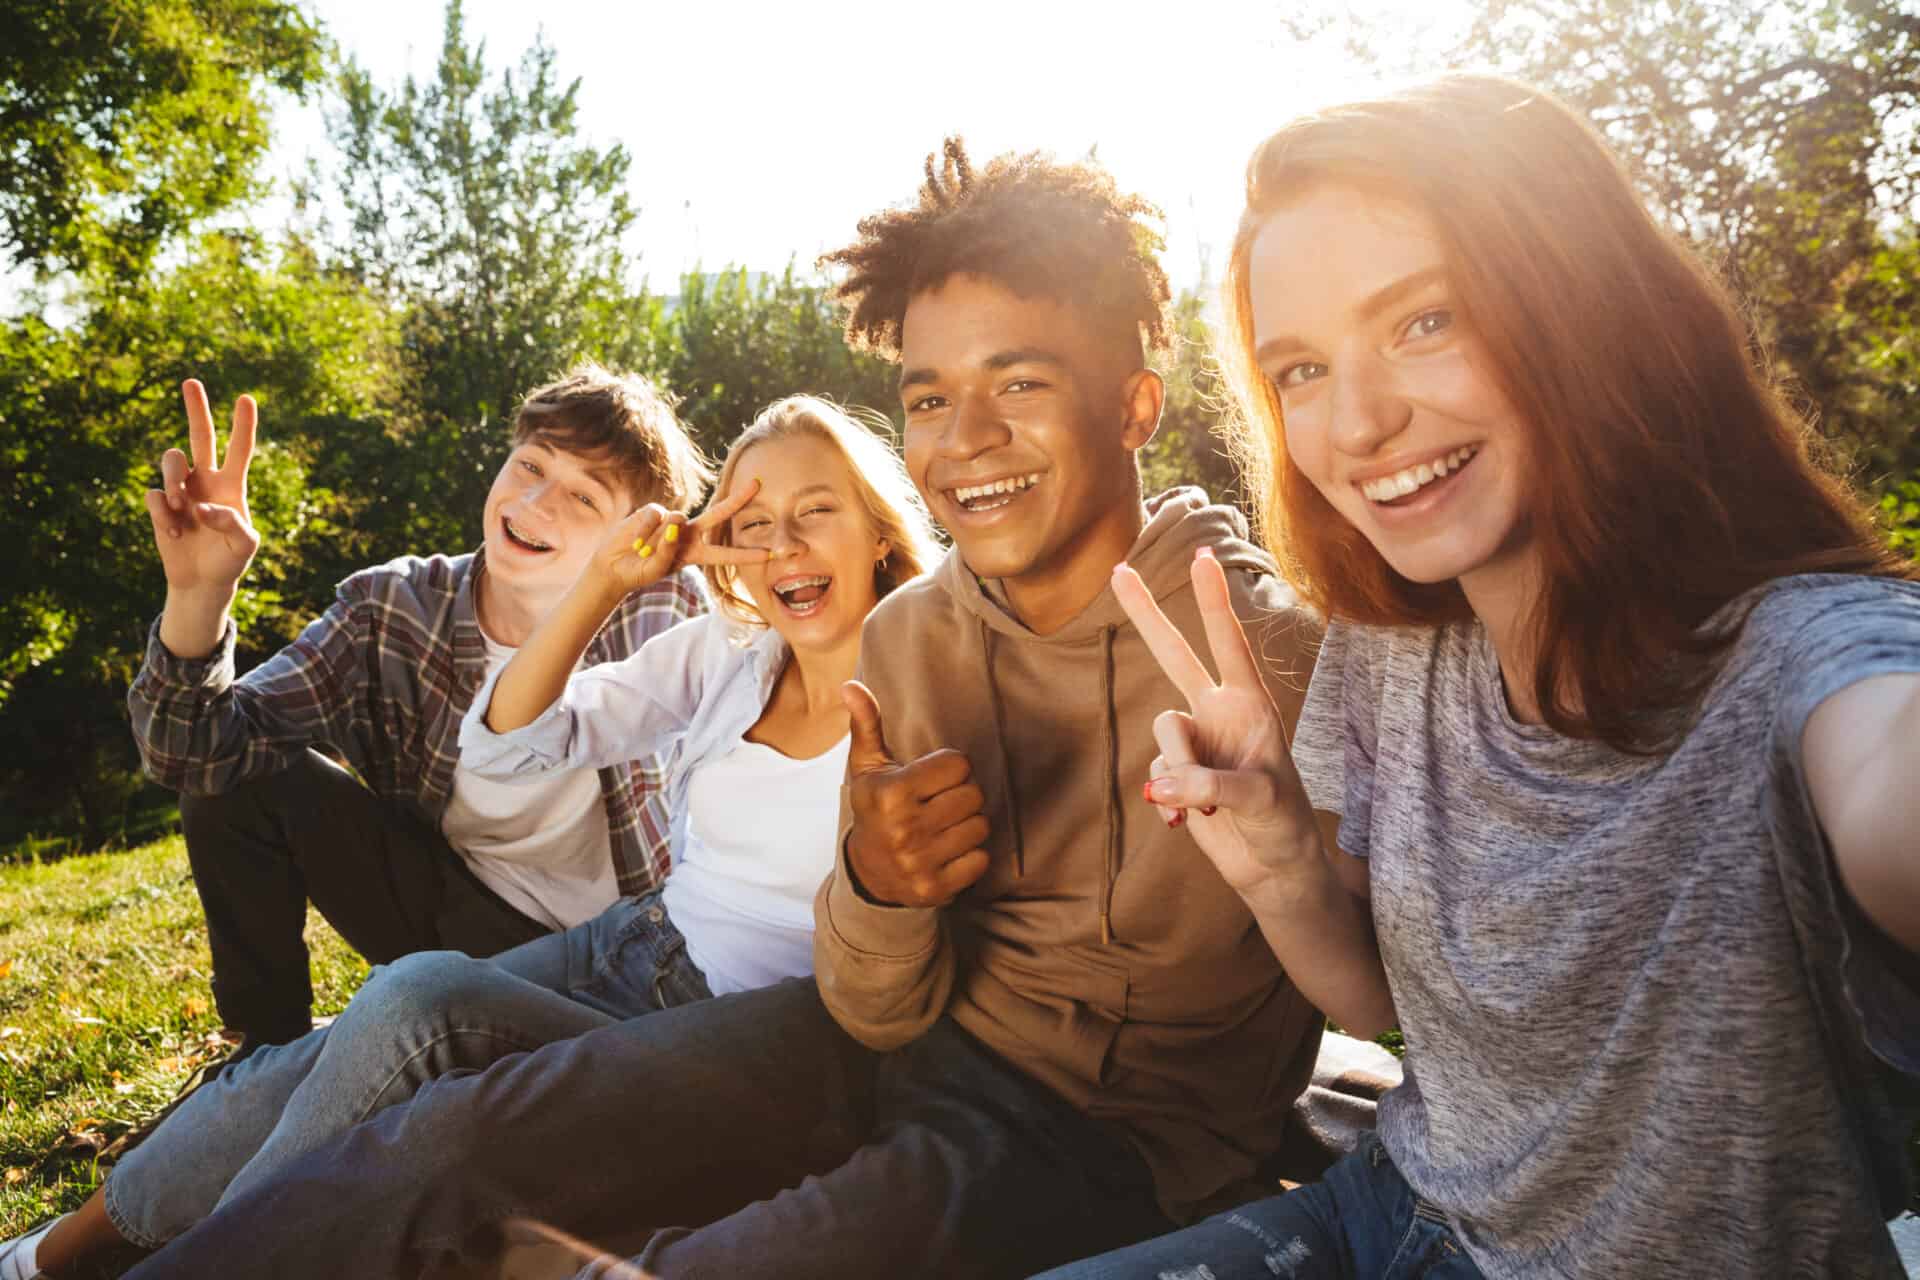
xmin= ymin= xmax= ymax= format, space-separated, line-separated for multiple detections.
xmin=783 ymin=632 xmax=863 ymax=717
xmin=1460 ymin=551 xmax=1548 ymax=724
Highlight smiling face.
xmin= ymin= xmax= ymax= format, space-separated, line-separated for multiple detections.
xmin=480 ymin=437 xmax=632 ymax=599
xmin=727 ymin=433 xmax=888 ymax=658
xmin=898 ymin=274 xmax=1159 ymax=632
xmin=1248 ymin=185 xmax=1533 ymax=595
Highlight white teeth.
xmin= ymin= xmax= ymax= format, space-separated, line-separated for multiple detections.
xmin=773 ymin=576 xmax=832 ymax=615
xmin=952 ymin=473 xmax=1042 ymax=505
xmin=504 ymin=517 xmax=552 ymax=550
xmin=1360 ymin=446 xmax=1479 ymax=504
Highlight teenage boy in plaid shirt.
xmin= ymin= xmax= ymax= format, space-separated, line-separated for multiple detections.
xmin=128 ymin=366 xmax=710 ymax=1052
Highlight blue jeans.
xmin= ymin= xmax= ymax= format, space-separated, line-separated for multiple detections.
xmin=1031 ymin=1134 xmax=1483 ymax=1280
xmin=104 ymin=891 xmax=709 ymax=1249
xmin=123 ymin=981 xmax=1171 ymax=1280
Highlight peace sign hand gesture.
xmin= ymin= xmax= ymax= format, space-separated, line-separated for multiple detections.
xmin=577 ymin=479 xmax=771 ymax=607
xmin=144 ymin=379 xmax=261 ymax=598
xmin=1113 ymin=546 xmax=1322 ymax=893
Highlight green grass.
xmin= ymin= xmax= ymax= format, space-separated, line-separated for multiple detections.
xmin=0 ymin=836 xmax=366 ymax=1239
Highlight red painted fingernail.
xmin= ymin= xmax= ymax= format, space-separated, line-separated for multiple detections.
xmin=1200 ymin=806 xmax=1218 ymax=817
xmin=1166 ymin=810 xmax=1185 ymax=829
xmin=1142 ymin=781 xmax=1155 ymax=804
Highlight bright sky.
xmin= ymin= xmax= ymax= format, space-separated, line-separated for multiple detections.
xmin=258 ymin=0 xmax=1471 ymax=292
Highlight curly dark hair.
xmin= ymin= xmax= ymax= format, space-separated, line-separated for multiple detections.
xmin=819 ymin=137 xmax=1171 ymax=362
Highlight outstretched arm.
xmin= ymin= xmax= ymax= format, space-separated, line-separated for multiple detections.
xmin=1804 ymin=672 xmax=1920 ymax=955
xmin=484 ymin=481 xmax=766 ymax=734
xmin=1116 ymin=547 xmax=1396 ymax=1037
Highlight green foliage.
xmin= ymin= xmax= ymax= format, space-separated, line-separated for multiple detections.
xmin=663 ymin=264 xmax=902 ymax=459
xmin=1452 ymin=0 xmax=1920 ymax=481
xmin=0 ymin=0 xmax=323 ymax=280
xmin=0 ymin=235 xmax=388 ymax=848
xmin=1139 ymin=289 xmax=1244 ymax=508
xmin=295 ymin=0 xmax=664 ymax=553
xmin=0 ymin=836 xmax=365 ymax=1237
xmin=1883 ymin=476 xmax=1920 ymax=560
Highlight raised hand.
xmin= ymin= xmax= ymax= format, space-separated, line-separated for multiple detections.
xmin=842 ymin=680 xmax=991 ymax=908
xmin=1113 ymin=546 xmax=1321 ymax=892
xmin=144 ymin=379 xmax=261 ymax=598
xmin=576 ymin=478 xmax=770 ymax=605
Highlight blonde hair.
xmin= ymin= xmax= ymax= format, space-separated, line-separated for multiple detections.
xmin=703 ymin=395 xmax=940 ymax=626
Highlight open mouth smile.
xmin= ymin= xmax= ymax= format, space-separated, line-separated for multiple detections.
xmin=946 ymin=472 xmax=1042 ymax=514
xmin=1359 ymin=445 xmax=1480 ymax=507
xmin=501 ymin=516 xmax=554 ymax=552
xmin=771 ymin=574 xmax=833 ymax=616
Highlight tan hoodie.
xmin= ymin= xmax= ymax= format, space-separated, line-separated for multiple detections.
xmin=814 ymin=488 xmax=1326 ymax=1223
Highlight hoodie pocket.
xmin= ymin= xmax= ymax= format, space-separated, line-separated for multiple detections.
xmin=966 ymin=944 xmax=1131 ymax=1088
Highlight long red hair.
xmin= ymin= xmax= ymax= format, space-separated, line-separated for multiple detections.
xmin=1222 ymin=74 xmax=1911 ymax=751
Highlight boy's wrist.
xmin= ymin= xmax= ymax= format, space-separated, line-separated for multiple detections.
xmin=158 ymin=585 xmax=237 ymax=659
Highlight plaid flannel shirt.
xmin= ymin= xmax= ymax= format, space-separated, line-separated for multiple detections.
xmin=128 ymin=550 xmax=710 ymax=896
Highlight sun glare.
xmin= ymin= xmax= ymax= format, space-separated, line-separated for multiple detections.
xmin=259 ymin=0 xmax=1475 ymax=293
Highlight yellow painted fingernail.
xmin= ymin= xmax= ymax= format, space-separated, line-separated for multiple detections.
xmin=662 ymin=524 xmax=679 ymax=544
xmin=636 ymin=542 xmax=654 ymax=559
xmin=632 ymin=537 xmax=647 ymax=554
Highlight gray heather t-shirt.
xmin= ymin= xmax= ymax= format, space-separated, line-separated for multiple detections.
xmin=1292 ymin=574 xmax=1920 ymax=1279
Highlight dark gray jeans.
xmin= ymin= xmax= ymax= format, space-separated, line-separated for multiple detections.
xmin=123 ymin=980 xmax=1173 ymax=1280
xmin=181 ymin=749 xmax=548 ymax=1044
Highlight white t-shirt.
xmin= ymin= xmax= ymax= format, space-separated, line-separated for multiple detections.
xmin=660 ymin=732 xmax=851 ymax=995
xmin=439 ymin=634 xmax=618 ymax=931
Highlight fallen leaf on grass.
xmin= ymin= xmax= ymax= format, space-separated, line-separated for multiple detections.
xmin=182 ymin=997 xmax=209 ymax=1019
xmin=0 ymin=959 xmax=12 ymax=980
xmin=3 ymin=1167 xmax=25 ymax=1185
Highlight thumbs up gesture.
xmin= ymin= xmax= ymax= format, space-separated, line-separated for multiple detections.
xmin=842 ymin=680 xmax=991 ymax=908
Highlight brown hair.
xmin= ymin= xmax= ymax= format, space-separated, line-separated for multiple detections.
xmin=820 ymin=137 xmax=1172 ymax=362
xmin=511 ymin=363 xmax=713 ymax=512
xmin=702 ymin=395 xmax=941 ymax=627
xmin=1222 ymin=74 xmax=1912 ymax=752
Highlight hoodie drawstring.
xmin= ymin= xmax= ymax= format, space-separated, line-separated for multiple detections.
xmin=1099 ymin=624 xmax=1119 ymax=946
xmin=979 ymin=618 xmax=1026 ymax=878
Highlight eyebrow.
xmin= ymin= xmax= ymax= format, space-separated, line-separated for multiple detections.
xmin=898 ymin=346 xmax=1067 ymax=393
xmin=531 ymin=438 xmax=619 ymax=502
xmin=1253 ymin=265 xmax=1449 ymax=366
xmin=734 ymin=483 xmax=839 ymax=515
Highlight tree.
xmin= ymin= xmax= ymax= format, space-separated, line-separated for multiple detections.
xmin=1139 ymin=287 xmax=1243 ymax=509
xmin=0 ymin=0 xmax=323 ymax=280
xmin=1451 ymin=0 xmax=1920 ymax=482
xmin=663 ymin=264 xmax=901 ymax=459
xmin=0 ymin=235 xmax=387 ymax=850
xmin=301 ymin=0 xmax=661 ymax=552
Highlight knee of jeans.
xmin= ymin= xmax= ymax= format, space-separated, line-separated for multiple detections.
xmin=353 ymin=950 xmax=494 ymax=1026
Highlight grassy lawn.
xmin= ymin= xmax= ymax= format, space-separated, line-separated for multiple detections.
xmin=0 ymin=836 xmax=366 ymax=1240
